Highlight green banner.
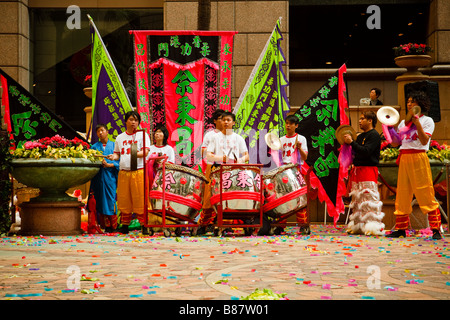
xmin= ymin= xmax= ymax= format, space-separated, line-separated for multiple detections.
xmin=233 ymin=19 xmax=289 ymax=145
xmin=89 ymin=15 xmax=134 ymax=143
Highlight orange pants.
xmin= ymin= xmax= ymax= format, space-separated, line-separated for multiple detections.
xmin=394 ymin=152 xmax=440 ymax=229
xmin=117 ymin=169 xmax=147 ymax=225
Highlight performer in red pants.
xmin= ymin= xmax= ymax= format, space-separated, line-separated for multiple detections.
xmin=343 ymin=111 xmax=385 ymax=236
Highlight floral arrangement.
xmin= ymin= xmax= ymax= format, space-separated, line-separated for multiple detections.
xmin=84 ymin=75 xmax=92 ymax=87
xmin=11 ymin=135 xmax=102 ymax=162
xmin=380 ymin=140 xmax=450 ymax=162
xmin=393 ymin=43 xmax=432 ymax=57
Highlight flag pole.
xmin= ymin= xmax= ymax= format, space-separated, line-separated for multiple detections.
xmin=87 ymin=14 xmax=135 ymax=138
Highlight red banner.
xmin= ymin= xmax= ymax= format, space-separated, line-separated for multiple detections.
xmin=130 ymin=30 xmax=237 ymax=167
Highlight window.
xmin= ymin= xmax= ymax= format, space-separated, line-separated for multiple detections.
xmin=289 ymin=2 xmax=429 ymax=69
xmin=31 ymin=9 xmax=163 ymax=132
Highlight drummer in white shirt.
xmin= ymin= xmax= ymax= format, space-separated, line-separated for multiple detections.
xmin=206 ymin=111 xmax=249 ymax=164
xmin=201 ymin=108 xmax=225 ymax=169
xmin=261 ymin=114 xmax=309 ymax=235
xmin=280 ymin=114 xmax=308 ymax=165
xmin=197 ymin=109 xmax=225 ymax=233
xmin=148 ymin=125 xmax=175 ymax=163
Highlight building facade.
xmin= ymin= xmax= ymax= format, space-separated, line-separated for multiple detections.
xmin=1 ymin=0 xmax=449 ymax=141
xmin=1 ymin=0 xmax=449 ymax=224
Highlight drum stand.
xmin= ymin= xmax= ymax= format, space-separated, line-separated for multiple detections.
xmin=214 ymin=163 xmax=264 ymax=237
xmin=143 ymin=155 xmax=201 ymax=237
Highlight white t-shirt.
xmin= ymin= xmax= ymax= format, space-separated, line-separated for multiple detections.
xmin=114 ymin=130 xmax=151 ymax=170
xmin=280 ymin=133 xmax=308 ymax=165
xmin=202 ymin=129 xmax=220 ymax=164
xmin=206 ymin=131 xmax=248 ymax=163
xmin=398 ymin=115 xmax=434 ymax=151
xmin=149 ymin=144 xmax=175 ymax=163
xmin=202 ymin=129 xmax=220 ymax=149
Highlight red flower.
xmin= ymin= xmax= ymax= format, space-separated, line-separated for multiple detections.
xmin=430 ymin=140 xmax=442 ymax=151
xmin=380 ymin=141 xmax=390 ymax=150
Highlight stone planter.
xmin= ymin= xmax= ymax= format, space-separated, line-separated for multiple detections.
xmin=83 ymin=87 xmax=92 ymax=99
xmin=10 ymin=158 xmax=101 ymax=235
xmin=378 ymin=159 xmax=447 ymax=188
xmin=394 ymin=55 xmax=431 ymax=77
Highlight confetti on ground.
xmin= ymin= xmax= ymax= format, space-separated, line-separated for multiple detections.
xmin=1 ymin=224 xmax=449 ymax=300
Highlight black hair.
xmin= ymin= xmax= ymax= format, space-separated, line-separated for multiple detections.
xmin=124 ymin=110 xmax=141 ymax=123
xmin=362 ymin=110 xmax=377 ymax=128
xmin=221 ymin=111 xmax=235 ymax=121
xmin=95 ymin=123 xmax=108 ymax=132
xmin=406 ymin=91 xmax=430 ymax=113
xmin=212 ymin=108 xmax=225 ymax=121
xmin=285 ymin=114 xmax=299 ymax=125
xmin=371 ymin=87 xmax=381 ymax=98
xmin=154 ymin=124 xmax=170 ymax=145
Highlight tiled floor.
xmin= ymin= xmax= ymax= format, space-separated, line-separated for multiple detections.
xmin=1 ymin=224 xmax=449 ymax=301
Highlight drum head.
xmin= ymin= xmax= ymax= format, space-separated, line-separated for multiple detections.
xmin=164 ymin=163 xmax=207 ymax=181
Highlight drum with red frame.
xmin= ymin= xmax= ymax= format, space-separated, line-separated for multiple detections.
xmin=149 ymin=163 xmax=207 ymax=219
xmin=262 ymin=163 xmax=307 ymax=215
xmin=209 ymin=165 xmax=261 ymax=212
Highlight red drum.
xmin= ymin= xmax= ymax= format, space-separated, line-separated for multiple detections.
xmin=149 ymin=163 xmax=207 ymax=219
xmin=262 ymin=163 xmax=307 ymax=215
xmin=209 ymin=165 xmax=262 ymax=212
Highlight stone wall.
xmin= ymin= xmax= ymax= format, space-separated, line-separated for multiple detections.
xmin=165 ymin=0 xmax=289 ymax=108
xmin=0 ymin=0 xmax=30 ymax=89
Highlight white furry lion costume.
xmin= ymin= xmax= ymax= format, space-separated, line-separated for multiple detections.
xmin=347 ymin=180 xmax=385 ymax=236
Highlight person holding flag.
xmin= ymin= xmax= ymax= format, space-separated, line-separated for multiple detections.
xmin=90 ymin=124 xmax=120 ymax=233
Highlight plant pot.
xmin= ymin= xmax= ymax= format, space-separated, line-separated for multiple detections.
xmin=11 ymin=158 xmax=101 ymax=202
xmin=394 ymin=55 xmax=431 ymax=76
xmin=378 ymin=159 xmax=447 ymax=188
xmin=10 ymin=158 xmax=102 ymax=236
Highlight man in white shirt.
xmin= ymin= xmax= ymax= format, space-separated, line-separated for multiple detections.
xmin=201 ymin=109 xmax=225 ymax=167
xmin=206 ymin=111 xmax=249 ymax=164
xmin=198 ymin=109 xmax=225 ymax=232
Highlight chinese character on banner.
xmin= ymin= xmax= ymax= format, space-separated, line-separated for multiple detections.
xmin=0 ymin=68 xmax=87 ymax=149
xmin=130 ymin=30 xmax=237 ymax=168
xmin=294 ymin=64 xmax=349 ymax=226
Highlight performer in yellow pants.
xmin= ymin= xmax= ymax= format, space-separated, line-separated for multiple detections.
xmin=107 ymin=111 xmax=151 ymax=234
xmin=395 ymin=152 xmax=439 ymax=217
xmin=117 ymin=170 xmax=148 ymax=226
xmin=388 ymin=92 xmax=442 ymax=240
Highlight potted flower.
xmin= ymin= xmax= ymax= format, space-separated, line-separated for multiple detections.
xmin=393 ymin=43 xmax=432 ymax=75
xmin=378 ymin=140 xmax=449 ymax=187
xmin=11 ymin=135 xmax=103 ymax=202
xmin=393 ymin=43 xmax=432 ymax=57
xmin=10 ymin=135 xmax=103 ymax=235
xmin=83 ymin=75 xmax=93 ymax=98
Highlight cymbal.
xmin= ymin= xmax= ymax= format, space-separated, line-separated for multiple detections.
xmin=335 ymin=125 xmax=357 ymax=145
xmin=265 ymin=131 xmax=281 ymax=150
xmin=405 ymin=105 xmax=421 ymax=123
xmin=377 ymin=106 xmax=400 ymax=126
